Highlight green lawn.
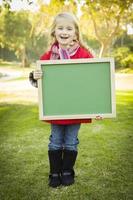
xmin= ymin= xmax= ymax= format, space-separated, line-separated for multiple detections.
xmin=0 ymin=91 xmax=133 ymax=200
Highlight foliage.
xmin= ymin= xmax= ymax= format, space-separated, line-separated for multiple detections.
xmin=0 ymin=0 xmax=133 ymax=67
xmin=83 ymin=34 xmax=101 ymax=56
xmin=0 ymin=7 xmax=32 ymax=67
xmin=113 ymin=32 xmax=133 ymax=51
xmin=28 ymin=34 xmax=49 ymax=61
xmin=83 ymin=0 xmax=133 ymax=57
xmin=0 ymin=0 xmax=66 ymax=66
xmin=113 ymin=47 xmax=133 ymax=69
xmin=121 ymin=54 xmax=133 ymax=68
xmin=0 ymin=6 xmax=50 ymax=65
xmin=112 ymin=32 xmax=133 ymax=68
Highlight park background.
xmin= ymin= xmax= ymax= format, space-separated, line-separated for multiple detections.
xmin=0 ymin=0 xmax=133 ymax=200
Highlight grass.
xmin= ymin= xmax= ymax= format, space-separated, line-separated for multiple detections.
xmin=0 ymin=61 xmax=22 ymax=69
xmin=0 ymin=61 xmax=35 ymax=80
xmin=1 ymin=61 xmax=133 ymax=74
xmin=116 ymin=67 xmax=133 ymax=74
xmin=5 ymin=77 xmax=28 ymax=81
xmin=0 ymin=91 xmax=133 ymax=200
xmin=0 ymin=61 xmax=36 ymax=69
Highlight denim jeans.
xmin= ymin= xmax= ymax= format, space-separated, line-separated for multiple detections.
xmin=48 ymin=124 xmax=81 ymax=151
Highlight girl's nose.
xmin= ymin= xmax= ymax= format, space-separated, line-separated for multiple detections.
xmin=62 ymin=29 xmax=67 ymax=34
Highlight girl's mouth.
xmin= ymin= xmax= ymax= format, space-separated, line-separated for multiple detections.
xmin=60 ymin=36 xmax=69 ymax=39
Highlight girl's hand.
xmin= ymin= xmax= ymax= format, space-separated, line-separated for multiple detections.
xmin=95 ymin=116 xmax=102 ymax=120
xmin=33 ymin=70 xmax=43 ymax=80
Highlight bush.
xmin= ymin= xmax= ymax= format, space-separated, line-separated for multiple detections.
xmin=121 ymin=54 xmax=133 ymax=68
xmin=113 ymin=47 xmax=133 ymax=69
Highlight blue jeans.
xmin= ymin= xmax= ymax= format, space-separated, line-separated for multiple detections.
xmin=48 ymin=124 xmax=81 ymax=151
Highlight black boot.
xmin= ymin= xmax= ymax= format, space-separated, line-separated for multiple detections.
xmin=62 ymin=150 xmax=78 ymax=186
xmin=48 ymin=150 xmax=62 ymax=188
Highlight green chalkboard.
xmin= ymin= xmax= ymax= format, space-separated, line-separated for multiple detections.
xmin=37 ymin=58 xmax=116 ymax=120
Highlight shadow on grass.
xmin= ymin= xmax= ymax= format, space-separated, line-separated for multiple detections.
xmin=0 ymin=98 xmax=133 ymax=200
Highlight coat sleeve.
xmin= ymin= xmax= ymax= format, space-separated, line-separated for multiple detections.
xmin=29 ymin=51 xmax=51 ymax=88
xmin=29 ymin=71 xmax=38 ymax=88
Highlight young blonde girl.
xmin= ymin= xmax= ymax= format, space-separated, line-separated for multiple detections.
xmin=29 ymin=12 xmax=94 ymax=188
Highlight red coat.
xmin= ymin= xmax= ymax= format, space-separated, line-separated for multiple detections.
xmin=40 ymin=46 xmax=94 ymax=125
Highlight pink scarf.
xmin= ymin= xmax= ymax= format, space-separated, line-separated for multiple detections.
xmin=50 ymin=42 xmax=80 ymax=60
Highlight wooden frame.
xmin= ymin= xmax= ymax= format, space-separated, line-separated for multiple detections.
xmin=37 ymin=58 xmax=116 ymax=120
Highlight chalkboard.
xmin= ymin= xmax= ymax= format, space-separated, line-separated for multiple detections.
xmin=37 ymin=58 xmax=116 ymax=120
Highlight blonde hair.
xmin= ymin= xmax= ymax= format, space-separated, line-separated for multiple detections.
xmin=50 ymin=12 xmax=87 ymax=49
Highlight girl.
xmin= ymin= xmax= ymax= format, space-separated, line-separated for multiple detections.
xmin=29 ymin=12 xmax=94 ymax=188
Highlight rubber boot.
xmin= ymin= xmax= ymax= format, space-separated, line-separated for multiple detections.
xmin=61 ymin=150 xmax=77 ymax=186
xmin=48 ymin=150 xmax=62 ymax=188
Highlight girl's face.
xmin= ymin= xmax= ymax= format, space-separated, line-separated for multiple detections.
xmin=55 ymin=18 xmax=76 ymax=49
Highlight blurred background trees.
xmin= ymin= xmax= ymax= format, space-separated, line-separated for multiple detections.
xmin=0 ymin=0 xmax=133 ymax=68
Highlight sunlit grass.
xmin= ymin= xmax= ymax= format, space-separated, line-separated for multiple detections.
xmin=6 ymin=77 xmax=28 ymax=81
xmin=0 ymin=92 xmax=37 ymax=104
xmin=0 ymin=61 xmax=36 ymax=69
xmin=1 ymin=61 xmax=133 ymax=74
xmin=0 ymin=91 xmax=133 ymax=200
xmin=116 ymin=67 xmax=133 ymax=74
xmin=0 ymin=62 xmax=35 ymax=81
xmin=0 ymin=61 xmax=21 ymax=68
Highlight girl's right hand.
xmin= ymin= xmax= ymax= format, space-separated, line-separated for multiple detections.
xmin=33 ymin=70 xmax=43 ymax=80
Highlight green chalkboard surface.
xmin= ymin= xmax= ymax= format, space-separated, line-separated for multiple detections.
xmin=37 ymin=58 xmax=116 ymax=120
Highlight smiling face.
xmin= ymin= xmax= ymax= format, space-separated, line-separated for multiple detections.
xmin=55 ymin=18 xmax=77 ymax=49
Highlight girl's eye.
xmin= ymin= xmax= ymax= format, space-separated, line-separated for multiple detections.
xmin=67 ymin=27 xmax=73 ymax=30
xmin=58 ymin=27 xmax=63 ymax=30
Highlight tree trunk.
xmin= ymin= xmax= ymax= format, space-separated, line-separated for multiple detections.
xmin=99 ymin=43 xmax=107 ymax=57
xmin=21 ymin=47 xmax=30 ymax=68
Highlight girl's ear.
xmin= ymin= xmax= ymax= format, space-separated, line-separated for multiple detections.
xmin=73 ymin=36 xmax=78 ymax=42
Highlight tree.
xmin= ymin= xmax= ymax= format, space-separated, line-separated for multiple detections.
xmin=82 ymin=0 xmax=133 ymax=57
xmin=0 ymin=7 xmax=32 ymax=67
xmin=0 ymin=0 xmax=67 ymax=66
xmin=29 ymin=0 xmax=67 ymax=39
